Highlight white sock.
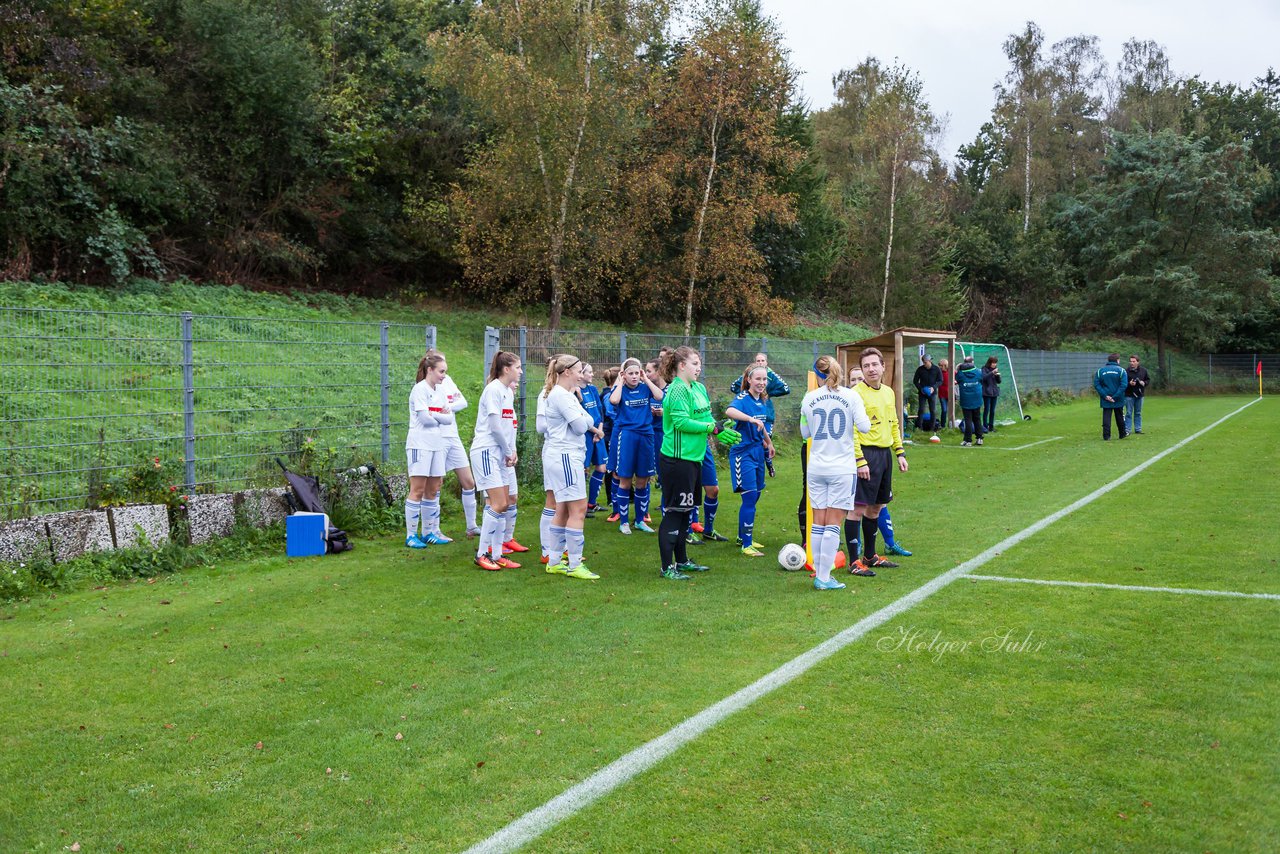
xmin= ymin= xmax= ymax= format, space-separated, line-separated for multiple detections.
xmin=505 ymin=506 xmax=518 ymax=543
xmin=479 ymin=505 xmax=502 ymax=559
xmin=822 ymin=526 xmax=842 ymax=582
xmin=565 ymin=527 xmax=585 ymax=569
xmin=405 ymin=500 xmax=420 ymax=539
xmin=540 ymin=508 xmax=556 ymax=557
xmin=811 ymin=525 xmax=828 ymax=581
xmin=549 ymin=525 xmax=568 ymax=560
xmin=461 ymin=488 xmax=477 ymax=530
xmin=421 ymin=497 xmax=440 ymax=535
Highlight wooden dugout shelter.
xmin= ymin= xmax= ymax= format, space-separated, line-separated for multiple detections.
xmin=835 ymin=328 xmax=958 ymax=421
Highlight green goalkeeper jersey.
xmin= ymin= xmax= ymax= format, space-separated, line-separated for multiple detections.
xmin=661 ymin=378 xmax=715 ymax=462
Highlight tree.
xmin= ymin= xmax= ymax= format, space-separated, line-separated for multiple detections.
xmin=632 ymin=0 xmax=800 ymax=337
xmin=815 ymin=57 xmax=961 ymax=330
xmin=1057 ymin=130 xmax=1279 ymax=379
xmin=1109 ymin=38 xmax=1186 ymax=136
xmin=1047 ymin=34 xmax=1107 ymax=191
xmin=434 ymin=0 xmax=665 ymax=328
xmin=996 ymin=22 xmax=1051 ymax=235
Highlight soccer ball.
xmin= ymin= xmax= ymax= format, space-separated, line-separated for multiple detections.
xmin=923 ymin=386 xmax=934 ymax=397
xmin=929 ymin=435 xmax=941 ymax=444
xmin=778 ymin=543 xmax=807 ymax=572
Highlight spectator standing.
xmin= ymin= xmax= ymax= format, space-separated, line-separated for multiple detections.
xmin=912 ymin=353 xmax=943 ymax=432
xmin=1125 ymin=355 xmax=1150 ymax=434
xmin=1093 ymin=353 xmax=1129 ymax=440
xmin=955 ymin=356 xmax=985 ymax=446
xmin=937 ymin=358 xmax=951 ymax=428
xmin=980 ymin=356 xmax=1002 ymax=433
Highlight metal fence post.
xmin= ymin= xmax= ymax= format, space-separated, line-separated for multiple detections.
xmin=812 ymin=341 xmax=819 ymax=362
xmin=517 ymin=326 xmax=528 ymax=430
xmin=426 ymin=325 xmax=436 ymax=352
xmin=1208 ymin=353 xmax=1213 ymax=387
xmin=181 ymin=312 xmax=196 ymax=492
xmin=380 ymin=322 xmax=391 ymax=464
xmin=699 ymin=335 xmax=706 ymax=357
xmin=620 ymin=332 xmax=627 ymax=362
xmin=483 ymin=327 xmax=498 ymax=386
xmin=761 ymin=336 xmax=767 ymax=355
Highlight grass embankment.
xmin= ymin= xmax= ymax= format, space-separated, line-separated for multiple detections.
xmin=1 ymin=395 xmax=1275 ymax=851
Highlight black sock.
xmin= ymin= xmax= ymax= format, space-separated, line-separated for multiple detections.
xmin=845 ymin=518 xmax=860 ymax=557
xmin=798 ymin=502 xmax=808 ymax=546
xmin=862 ymin=516 xmax=878 ymax=560
xmin=658 ymin=508 xmax=684 ymax=569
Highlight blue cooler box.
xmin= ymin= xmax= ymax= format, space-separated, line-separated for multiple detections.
xmin=286 ymin=512 xmax=329 ymax=557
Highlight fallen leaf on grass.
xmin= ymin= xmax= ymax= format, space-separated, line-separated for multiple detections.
xmin=254 ymin=741 xmax=264 ymax=750
xmin=395 ymin=733 xmax=403 ymax=741
xmin=159 ymin=600 xmax=171 ymax=605
xmin=70 ymin=844 xmax=80 ymax=852
xmin=476 ymin=761 xmax=485 ymax=768
xmin=163 ymin=723 xmax=175 ymax=730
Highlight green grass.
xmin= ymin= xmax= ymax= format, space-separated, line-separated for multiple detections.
xmin=1 ymin=382 xmax=1276 ymax=846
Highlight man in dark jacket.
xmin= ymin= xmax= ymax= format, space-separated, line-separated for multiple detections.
xmin=1125 ymin=355 xmax=1151 ymax=434
xmin=955 ymin=356 xmax=985 ymax=445
xmin=912 ymin=353 xmax=943 ymax=432
xmin=1093 ymin=353 xmax=1128 ymax=440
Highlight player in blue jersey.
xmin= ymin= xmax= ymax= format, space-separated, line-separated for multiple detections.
xmin=645 ymin=354 xmax=669 ymax=493
xmin=599 ymin=366 xmax=620 ymax=517
xmin=608 ymin=357 xmax=664 ymax=534
xmin=725 ymin=365 xmax=775 ymax=556
xmin=578 ymin=363 xmax=607 ymax=517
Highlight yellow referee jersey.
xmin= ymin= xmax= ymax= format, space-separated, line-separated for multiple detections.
xmin=853 ymin=380 xmax=904 ymax=464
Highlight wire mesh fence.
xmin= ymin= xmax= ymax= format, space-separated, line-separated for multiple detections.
xmin=0 ymin=307 xmax=435 ymax=519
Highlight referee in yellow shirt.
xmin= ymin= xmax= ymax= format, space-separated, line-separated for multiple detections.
xmin=849 ymin=347 xmax=909 ymax=576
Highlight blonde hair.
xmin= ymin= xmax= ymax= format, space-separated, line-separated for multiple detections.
xmin=542 ymin=353 xmax=580 ymax=395
xmin=601 ymin=366 xmax=619 ymax=387
xmin=814 ymin=355 xmax=843 ymax=390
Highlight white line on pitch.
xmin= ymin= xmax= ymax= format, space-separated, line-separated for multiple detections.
xmin=461 ymin=396 xmax=1262 ymax=854
xmin=967 ymin=574 xmax=1280 ymax=601
xmin=927 ymin=436 xmax=1063 ymax=450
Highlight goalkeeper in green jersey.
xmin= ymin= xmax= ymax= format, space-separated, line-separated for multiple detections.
xmin=656 ymin=346 xmax=738 ymax=580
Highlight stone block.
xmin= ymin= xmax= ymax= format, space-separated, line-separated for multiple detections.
xmin=187 ymin=493 xmax=236 ymax=544
xmin=45 ymin=509 xmax=114 ymax=562
xmin=0 ymin=518 xmax=54 ymax=564
xmin=237 ymin=488 xmax=290 ymax=527
xmin=385 ymin=474 xmax=407 ymax=502
xmin=109 ymin=504 xmax=170 ymax=548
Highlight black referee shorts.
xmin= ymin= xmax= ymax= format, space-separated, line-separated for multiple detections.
xmin=854 ymin=446 xmax=894 ymax=507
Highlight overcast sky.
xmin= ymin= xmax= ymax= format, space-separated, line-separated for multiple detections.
xmin=756 ymin=0 xmax=1279 ymax=160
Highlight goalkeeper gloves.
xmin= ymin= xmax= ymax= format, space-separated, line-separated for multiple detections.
xmin=714 ymin=420 xmax=741 ymax=447
xmin=766 ymin=458 xmax=776 ymax=478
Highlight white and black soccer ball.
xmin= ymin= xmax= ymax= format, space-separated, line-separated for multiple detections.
xmin=778 ymin=543 xmax=807 ymax=572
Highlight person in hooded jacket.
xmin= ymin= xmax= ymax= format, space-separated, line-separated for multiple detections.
xmin=955 ymin=356 xmax=985 ymax=446
xmin=1094 ymin=353 xmax=1129 ymax=440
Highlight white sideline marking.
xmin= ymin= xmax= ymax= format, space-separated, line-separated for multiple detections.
xmin=968 ymin=574 xmax=1280 ymax=601
xmin=462 ymin=396 xmax=1263 ymax=854
xmin=932 ymin=436 xmax=1063 ymax=450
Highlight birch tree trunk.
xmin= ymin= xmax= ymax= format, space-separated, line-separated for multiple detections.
xmin=1023 ymin=109 xmax=1032 ymax=234
xmin=684 ymin=110 xmax=720 ymax=339
xmin=879 ymin=136 xmax=900 ymax=330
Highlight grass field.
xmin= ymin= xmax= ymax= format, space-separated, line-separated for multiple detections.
xmin=1 ymin=395 xmax=1277 ymax=852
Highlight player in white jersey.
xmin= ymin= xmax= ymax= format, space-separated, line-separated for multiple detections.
xmin=539 ymin=354 xmax=603 ymax=580
xmin=405 ymin=352 xmax=455 ymax=547
xmin=469 ymin=351 xmax=524 ymax=571
xmin=799 ymin=355 xmax=871 ymax=589
xmin=434 ymin=367 xmax=481 ymax=539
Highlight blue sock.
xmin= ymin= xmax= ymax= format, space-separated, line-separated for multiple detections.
xmin=878 ymin=508 xmax=895 ymax=547
xmin=704 ymin=497 xmax=718 ymax=534
xmin=739 ymin=490 xmax=759 ymax=546
xmin=616 ymin=487 xmax=630 ymax=524
xmin=636 ymin=484 xmax=651 ymax=521
xmin=588 ymin=470 xmax=604 ymax=506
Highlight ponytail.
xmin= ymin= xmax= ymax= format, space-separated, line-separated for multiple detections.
xmin=542 ymin=354 xmax=581 ymax=396
xmin=660 ymin=346 xmax=698 ymax=384
xmin=416 ymin=351 xmax=446 ymax=383
xmin=814 ymin=355 xmax=843 ymax=390
xmin=488 ymin=350 xmax=520 ymax=382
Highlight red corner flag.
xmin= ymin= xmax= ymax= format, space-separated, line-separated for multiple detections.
xmin=1259 ymin=361 xmax=1264 ymax=377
